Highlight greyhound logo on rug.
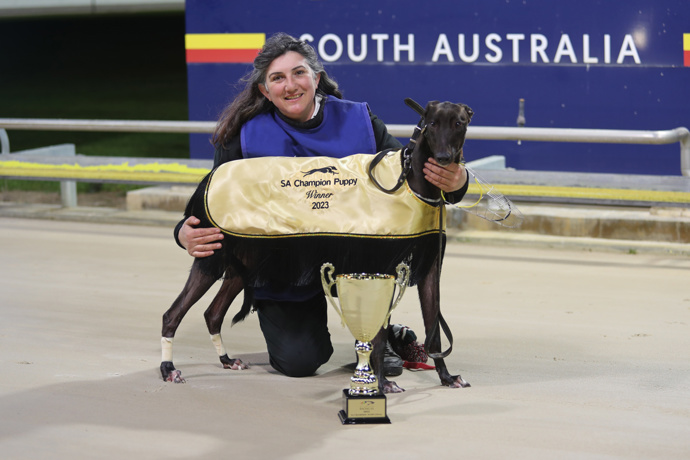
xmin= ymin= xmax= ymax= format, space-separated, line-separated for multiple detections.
xmin=302 ymin=166 xmax=339 ymax=176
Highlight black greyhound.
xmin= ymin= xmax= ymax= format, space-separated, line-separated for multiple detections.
xmin=160 ymin=99 xmax=474 ymax=393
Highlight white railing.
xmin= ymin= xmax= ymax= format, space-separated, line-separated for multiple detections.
xmin=390 ymin=125 xmax=690 ymax=177
xmin=1 ymin=118 xmax=689 ymax=176
xmin=0 ymin=119 xmax=214 ymax=136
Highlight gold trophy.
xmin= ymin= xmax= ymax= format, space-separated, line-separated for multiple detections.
xmin=321 ymin=262 xmax=410 ymax=424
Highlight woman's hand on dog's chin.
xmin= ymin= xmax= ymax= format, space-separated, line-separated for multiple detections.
xmin=179 ymin=216 xmax=224 ymax=258
xmin=423 ymin=157 xmax=468 ymax=193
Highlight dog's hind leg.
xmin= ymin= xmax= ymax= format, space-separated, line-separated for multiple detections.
xmin=204 ymin=275 xmax=249 ymax=371
xmin=418 ymin=267 xmax=470 ymax=389
xmin=161 ymin=259 xmax=219 ymax=383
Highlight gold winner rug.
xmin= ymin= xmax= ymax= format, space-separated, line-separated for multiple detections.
xmin=204 ymin=152 xmax=443 ymax=239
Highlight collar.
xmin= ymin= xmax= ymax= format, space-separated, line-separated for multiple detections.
xmin=411 ymin=190 xmax=443 ymax=206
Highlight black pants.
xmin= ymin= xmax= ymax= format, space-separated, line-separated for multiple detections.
xmin=256 ymin=294 xmax=334 ymax=377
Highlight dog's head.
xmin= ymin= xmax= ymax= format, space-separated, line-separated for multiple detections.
xmin=421 ymin=100 xmax=473 ymax=166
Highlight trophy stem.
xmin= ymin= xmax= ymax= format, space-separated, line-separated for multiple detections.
xmin=350 ymin=340 xmax=378 ymax=395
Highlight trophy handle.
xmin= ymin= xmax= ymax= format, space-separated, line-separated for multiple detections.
xmin=384 ymin=262 xmax=410 ymax=324
xmin=320 ymin=263 xmax=347 ymax=327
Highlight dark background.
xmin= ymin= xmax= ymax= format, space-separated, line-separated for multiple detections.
xmin=0 ymin=12 xmax=189 ymax=158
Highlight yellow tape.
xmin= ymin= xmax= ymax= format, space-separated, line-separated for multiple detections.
xmin=3 ymin=159 xmax=688 ymax=203
xmin=467 ymin=183 xmax=690 ymax=204
xmin=0 ymin=160 xmax=208 ymax=184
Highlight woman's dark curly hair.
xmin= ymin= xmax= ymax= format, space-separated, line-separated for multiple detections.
xmin=212 ymin=33 xmax=343 ymax=147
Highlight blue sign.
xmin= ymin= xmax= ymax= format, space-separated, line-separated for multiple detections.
xmin=185 ymin=0 xmax=690 ymax=175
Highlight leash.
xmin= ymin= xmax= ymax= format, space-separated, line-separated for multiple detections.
xmin=368 ymin=98 xmax=429 ymax=193
xmin=367 ymin=124 xmax=424 ymax=193
xmin=367 ymin=147 xmax=412 ymax=193
xmin=369 ymin=97 xmax=455 ymax=362
xmin=424 ymin=197 xmax=454 ymax=360
xmin=406 ymin=97 xmax=455 ymax=361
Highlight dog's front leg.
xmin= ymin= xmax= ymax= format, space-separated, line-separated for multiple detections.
xmin=372 ymin=326 xmax=404 ymax=394
xmin=418 ymin=267 xmax=470 ymax=388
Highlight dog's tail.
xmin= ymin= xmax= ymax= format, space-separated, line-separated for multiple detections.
xmin=231 ymin=286 xmax=254 ymax=325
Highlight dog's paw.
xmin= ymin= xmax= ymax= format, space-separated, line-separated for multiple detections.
xmin=382 ymin=379 xmax=405 ymax=394
xmin=220 ymin=356 xmax=249 ymax=370
xmin=443 ymin=375 xmax=470 ymax=388
xmin=161 ymin=361 xmax=185 ymax=383
xmin=166 ymin=369 xmax=186 ymax=384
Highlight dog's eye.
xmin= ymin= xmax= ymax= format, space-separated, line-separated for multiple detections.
xmin=428 ymin=121 xmax=436 ymax=127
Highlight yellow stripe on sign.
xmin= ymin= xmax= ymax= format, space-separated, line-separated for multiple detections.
xmin=467 ymin=184 xmax=690 ymax=204
xmin=684 ymin=34 xmax=690 ymax=50
xmin=185 ymin=33 xmax=266 ymax=50
xmin=0 ymin=161 xmax=209 ymax=184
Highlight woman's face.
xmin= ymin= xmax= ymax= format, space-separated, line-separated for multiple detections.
xmin=259 ymin=51 xmax=321 ymax=122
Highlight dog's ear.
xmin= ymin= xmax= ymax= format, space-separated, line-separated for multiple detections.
xmin=464 ymin=105 xmax=474 ymax=123
xmin=424 ymin=100 xmax=440 ymax=111
xmin=423 ymin=100 xmax=440 ymax=118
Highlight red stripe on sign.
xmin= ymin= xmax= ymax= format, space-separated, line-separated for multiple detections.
xmin=186 ymin=49 xmax=260 ymax=63
xmin=685 ymin=50 xmax=690 ymax=67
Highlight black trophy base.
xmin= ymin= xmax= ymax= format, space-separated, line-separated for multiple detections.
xmin=338 ymin=389 xmax=391 ymax=424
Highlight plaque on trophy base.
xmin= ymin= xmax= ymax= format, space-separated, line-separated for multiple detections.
xmin=338 ymin=389 xmax=390 ymax=424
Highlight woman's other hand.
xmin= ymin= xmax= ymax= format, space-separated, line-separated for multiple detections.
xmin=423 ymin=157 xmax=468 ymax=193
xmin=179 ymin=216 xmax=224 ymax=258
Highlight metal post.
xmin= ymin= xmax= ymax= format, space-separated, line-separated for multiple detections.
xmin=0 ymin=129 xmax=9 ymax=155
xmin=60 ymin=179 xmax=78 ymax=208
xmin=10 ymin=144 xmax=78 ymax=207
xmin=678 ymin=127 xmax=690 ymax=177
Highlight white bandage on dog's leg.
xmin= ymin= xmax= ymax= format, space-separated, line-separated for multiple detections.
xmin=210 ymin=334 xmax=227 ymax=357
xmin=161 ymin=337 xmax=174 ymax=362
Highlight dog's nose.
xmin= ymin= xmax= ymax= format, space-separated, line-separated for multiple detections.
xmin=435 ymin=151 xmax=452 ymax=166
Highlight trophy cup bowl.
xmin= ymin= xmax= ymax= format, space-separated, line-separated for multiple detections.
xmin=321 ymin=262 xmax=409 ymax=424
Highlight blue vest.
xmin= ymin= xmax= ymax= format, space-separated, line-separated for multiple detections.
xmin=240 ymin=97 xmax=377 ymax=159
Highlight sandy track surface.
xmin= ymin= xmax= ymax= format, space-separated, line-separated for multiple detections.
xmin=1 ymin=217 xmax=688 ymax=459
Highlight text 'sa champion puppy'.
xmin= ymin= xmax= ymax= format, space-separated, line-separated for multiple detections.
xmin=161 ymin=99 xmax=474 ymax=393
